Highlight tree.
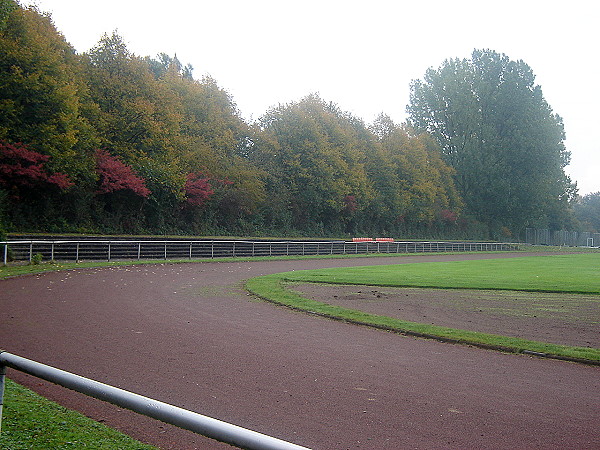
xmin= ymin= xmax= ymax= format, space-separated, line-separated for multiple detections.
xmin=0 ymin=141 xmax=73 ymax=192
xmin=408 ymin=49 xmax=575 ymax=235
xmin=367 ymin=114 xmax=462 ymax=234
xmin=256 ymin=94 xmax=373 ymax=234
xmin=0 ymin=3 xmax=98 ymax=181
xmin=95 ymin=149 xmax=149 ymax=197
xmin=0 ymin=141 xmax=74 ymax=229
xmin=574 ymin=192 xmax=600 ymax=232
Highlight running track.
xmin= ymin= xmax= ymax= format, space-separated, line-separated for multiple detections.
xmin=1 ymin=253 xmax=598 ymax=449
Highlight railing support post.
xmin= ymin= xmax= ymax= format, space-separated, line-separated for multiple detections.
xmin=0 ymin=363 xmax=5 ymax=433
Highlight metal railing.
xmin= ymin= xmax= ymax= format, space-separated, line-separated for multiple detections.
xmin=524 ymin=228 xmax=600 ymax=247
xmin=1 ymin=239 xmax=517 ymax=264
xmin=0 ymin=351 xmax=309 ymax=449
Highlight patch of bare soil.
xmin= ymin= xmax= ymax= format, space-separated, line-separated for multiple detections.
xmin=292 ymin=283 xmax=600 ymax=348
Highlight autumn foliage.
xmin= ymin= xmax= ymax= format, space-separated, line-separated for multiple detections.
xmin=5 ymin=3 xmax=547 ymax=239
xmin=95 ymin=149 xmax=150 ymax=198
xmin=0 ymin=141 xmax=73 ymax=191
xmin=184 ymin=172 xmax=214 ymax=207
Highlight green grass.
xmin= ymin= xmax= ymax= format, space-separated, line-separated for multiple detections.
xmin=278 ymin=253 xmax=600 ymax=294
xmin=0 ymin=378 xmax=157 ymax=449
xmin=246 ymin=254 xmax=600 ymax=362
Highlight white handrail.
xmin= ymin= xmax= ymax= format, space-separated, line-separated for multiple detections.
xmin=0 ymin=351 xmax=310 ymax=449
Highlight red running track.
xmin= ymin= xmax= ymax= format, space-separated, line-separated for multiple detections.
xmin=1 ymin=253 xmax=598 ymax=449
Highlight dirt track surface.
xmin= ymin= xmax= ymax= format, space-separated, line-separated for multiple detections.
xmin=1 ymin=252 xmax=599 ymax=449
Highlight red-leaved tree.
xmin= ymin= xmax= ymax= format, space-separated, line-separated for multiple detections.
xmin=95 ymin=149 xmax=150 ymax=197
xmin=0 ymin=141 xmax=73 ymax=193
xmin=440 ymin=209 xmax=458 ymax=224
xmin=184 ymin=172 xmax=214 ymax=207
xmin=343 ymin=195 xmax=358 ymax=213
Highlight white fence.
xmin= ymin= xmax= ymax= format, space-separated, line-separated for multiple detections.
xmin=1 ymin=239 xmax=517 ymax=264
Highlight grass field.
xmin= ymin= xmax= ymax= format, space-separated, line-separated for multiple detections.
xmin=0 ymin=378 xmax=157 ymax=449
xmin=277 ymin=253 xmax=600 ymax=294
xmin=246 ymin=253 xmax=600 ymax=362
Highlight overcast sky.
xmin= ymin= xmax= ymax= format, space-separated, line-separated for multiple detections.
xmin=28 ymin=0 xmax=599 ymax=195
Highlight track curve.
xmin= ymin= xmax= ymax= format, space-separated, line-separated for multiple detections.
xmin=1 ymin=253 xmax=598 ymax=449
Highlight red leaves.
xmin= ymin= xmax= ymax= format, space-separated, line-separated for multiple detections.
xmin=183 ymin=172 xmax=233 ymax=208
xmin=0 ymin=141 xmax=74 ymax=190
xmin=95 ymin=149 xmax=150 ymax=198
xmin=184 ymin=172 xmax=214 ymax=207
xmin=343 ymin=195 xmax=357 ymax=213
xmin=440 ymin=209 xmax=458 ymax=224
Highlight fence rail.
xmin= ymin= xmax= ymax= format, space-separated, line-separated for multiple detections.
xmin=524 ymin=228 xmax=600 ymax=247
xmin=1 ymin=239 xmax=517 ymax=264
xmin=0 ymin=351 xmax=309 ymax=449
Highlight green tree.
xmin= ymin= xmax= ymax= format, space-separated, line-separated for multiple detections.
xmin=367 ymin=114 xmax=462 ymax=234
xmin=256 ymin=95 xmax=373 ymax=234
xmin=163 ymin=70 xmax=266 ymax=233
xmin=574 ymin=192 xmax=600 ymax=232
xmin=84 ymin=33 xmax=189 ymax=231
xmin=408 ymin=49 xmax=575 ymax=236
xmin=0 ymin=2 xmax=98 ymax=180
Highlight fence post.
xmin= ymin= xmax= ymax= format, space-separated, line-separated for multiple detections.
xmin=108 ymin=242 xmax=111 ymax=262
xmin=51 ymin=241 xmax=55 ymax=261
xmin=76 ymin=242 xmax=80 ymax=261
xmin=0 ymin=363 xmax=5 ymax=432
xmin=138 ymin=242 xmax=141 ymax=260
xmin=3 ymin=243 xmax=7 ymax=265
xmin=29 ymin=242 xmax=33 ymax=263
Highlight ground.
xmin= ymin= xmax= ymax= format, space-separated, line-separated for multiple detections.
xmin=1 ymin=252 xmax=599 ymax=449
xmin=292 ymin=284 xmax=600 ymax=348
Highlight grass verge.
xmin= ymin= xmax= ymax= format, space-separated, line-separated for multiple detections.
xmin=246 ymin=254 xmax=600 ymax=363
xmin=0 ymin=378 xmax=157 ymax=449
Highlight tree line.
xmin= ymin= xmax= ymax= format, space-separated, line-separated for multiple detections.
xmin=0 ymin=1 xmax=586 ymax=240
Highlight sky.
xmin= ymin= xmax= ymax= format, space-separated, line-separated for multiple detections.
xmin=27 ymin=0 xmax=600 ymax=195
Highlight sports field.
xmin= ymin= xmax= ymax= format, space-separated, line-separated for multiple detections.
xmin=2 ymin=252 xmax=599 ymax=448
xmin=247 ymin=254 xmax=600 ymax=361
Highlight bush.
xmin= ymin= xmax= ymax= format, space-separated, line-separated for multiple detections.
xmin=31 ymin=253 xmax=43 ymax=265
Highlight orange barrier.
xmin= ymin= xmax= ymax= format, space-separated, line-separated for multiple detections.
xmin=352 ymin=238 xmax=374 ymax=242
xmin=375 ymin=238 xmax=394 ymax=242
